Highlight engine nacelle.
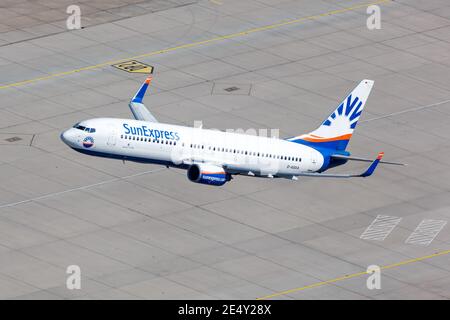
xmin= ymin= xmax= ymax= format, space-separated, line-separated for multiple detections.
xmin=187 ymin=163 xmax=230 ymax=186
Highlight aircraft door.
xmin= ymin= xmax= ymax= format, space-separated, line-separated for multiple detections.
xmin=106 ymin=124 xmax=117 ymax=146
xmin=311 ymin=150 xmax=317 ymax=166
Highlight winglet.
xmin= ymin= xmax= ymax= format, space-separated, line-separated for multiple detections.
xmin=132 ymin=76 xmax=152 ymax=104
xmin=128 ymin=75 xmax=158 ymax=122
xmin=361 ymin=152 xmax=384 ymax=177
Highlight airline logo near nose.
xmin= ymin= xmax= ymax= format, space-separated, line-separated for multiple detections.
xmin=123 ymin=123 xmax=180 ymax=140
xmin=83 ymin=136 xmax=94 ymax=148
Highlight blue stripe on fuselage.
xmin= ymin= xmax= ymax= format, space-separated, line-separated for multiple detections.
xmin=288 ymin=138 xmax=349 ymax=151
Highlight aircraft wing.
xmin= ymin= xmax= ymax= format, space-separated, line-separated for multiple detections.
xmin=295 ymin=152 xmax=385 ymax=178
xmin=181 ymin=157 xmax=234 ymax=168
xmin=129 ymin=76 xmax=158 ymax=122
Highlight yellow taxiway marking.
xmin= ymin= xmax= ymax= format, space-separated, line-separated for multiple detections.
xmin=0 ymin=0 xmax=391 ymax=90
xmin=257 ymin=248 xmax=450 ymax=300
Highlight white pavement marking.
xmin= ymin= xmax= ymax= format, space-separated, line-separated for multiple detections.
xmin=405 ymin=219 xmax=447 ymax=246
xmin=360 ymin=215 xmax=402 ymax=241
xmin=0 ymin=168 xmax=165 ymax=209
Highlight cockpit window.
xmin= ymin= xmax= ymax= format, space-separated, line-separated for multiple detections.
xmin=73 ymin=124 xmax=96 ymax=133
xmin=74 ymin=125 xmax=86 ymax=131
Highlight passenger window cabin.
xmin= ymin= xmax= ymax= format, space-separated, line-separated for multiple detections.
xmin=117 ymin=134 xmax=302 ymax=165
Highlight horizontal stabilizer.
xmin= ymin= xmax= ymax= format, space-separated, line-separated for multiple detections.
xmin=331 ymin=154 xmax=406 ymax=166
xmin=294 ymin=152 xmax=384 ymax=178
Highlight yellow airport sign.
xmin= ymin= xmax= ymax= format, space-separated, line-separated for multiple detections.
xmin=112 ymin=60 xmax=154 ymax=74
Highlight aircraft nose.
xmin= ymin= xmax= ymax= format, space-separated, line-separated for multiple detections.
xmin=60 ymin=128 xmax=77 ymax=146
xmin=60 ymin=130 xmax=69 ymax=144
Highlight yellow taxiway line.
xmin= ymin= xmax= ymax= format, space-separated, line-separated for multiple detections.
xmin=0 ymin=0 xmax=391 ymax=90
xmin=257 ymin=248 xmax=450 ymax=299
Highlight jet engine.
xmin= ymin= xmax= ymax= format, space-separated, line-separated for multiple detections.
xmin=187 ymin=163 xmax=231 ymax=186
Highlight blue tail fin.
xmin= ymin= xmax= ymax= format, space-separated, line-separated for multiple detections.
xmin=287 ymin=80 xmax=374 ymax=151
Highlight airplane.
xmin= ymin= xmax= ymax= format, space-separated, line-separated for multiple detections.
xmin=60 ymin=76 xmax=404 ymax=186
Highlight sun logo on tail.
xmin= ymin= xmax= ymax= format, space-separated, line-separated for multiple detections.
xmin=322 ymin=94 xmax=363 ymax=130
xmin=285 ymin=79 xmax=373 ymax=151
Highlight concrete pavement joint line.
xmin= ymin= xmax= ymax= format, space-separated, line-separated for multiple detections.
xmin=256 ymin=248 xmax=450 ymax=300
xmin=0 ymin=168 xmax=165 ymax=209
xmin=0 ymin=0 xmax=391 ymax=90
xmin=361 ymin=99 xmax=450 ymax=123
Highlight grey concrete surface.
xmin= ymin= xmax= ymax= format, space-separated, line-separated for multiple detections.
xmin=0 ymin=0 xmax=197 ymax=46
xmin=0 ymin=0 xmax=449 ymax=299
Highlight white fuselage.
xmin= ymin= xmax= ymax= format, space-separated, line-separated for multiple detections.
xmin=61 ymin=118 xmax=325 ymax=178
